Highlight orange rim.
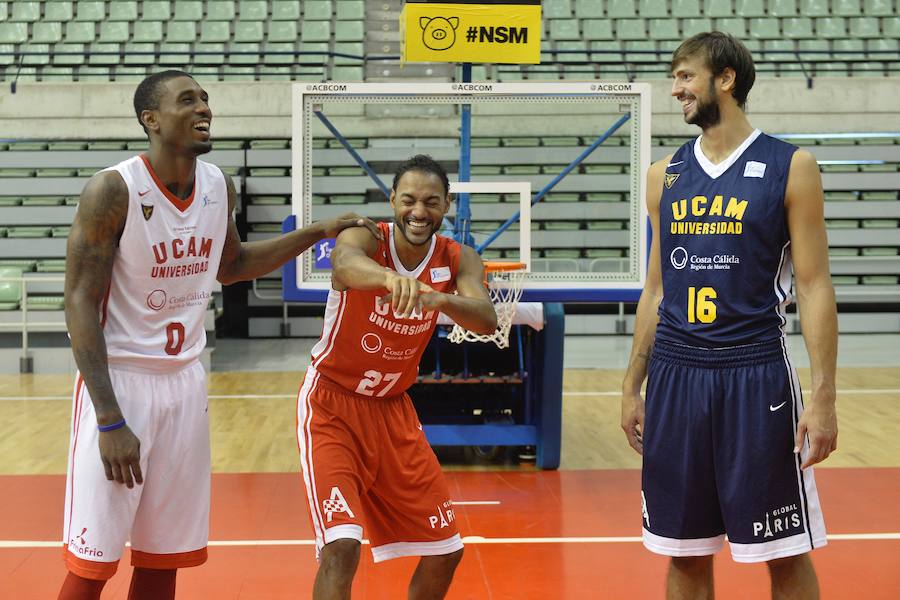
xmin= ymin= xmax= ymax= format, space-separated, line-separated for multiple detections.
xmin=483 ymin=261 xmax=526 ymax=274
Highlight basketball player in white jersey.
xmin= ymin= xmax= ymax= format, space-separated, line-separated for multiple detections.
xmin=57 ymin=70 xmax=380 ymax=600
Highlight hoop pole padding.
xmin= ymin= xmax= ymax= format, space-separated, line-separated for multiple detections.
xmin=313 ymin=108 xmax=391 ymax=199
xmin=475 ymin=111 xmax=632 ymax=254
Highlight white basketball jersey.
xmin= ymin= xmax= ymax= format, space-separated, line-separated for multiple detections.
xmin=100 ymin=155 xmax=227 ymax=372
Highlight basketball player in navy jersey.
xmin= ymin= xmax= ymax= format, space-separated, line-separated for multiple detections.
xmin=621 ymin=34 xmax=838 ymax=599
xmin=58 ymin=70 xmax=379 ymax=600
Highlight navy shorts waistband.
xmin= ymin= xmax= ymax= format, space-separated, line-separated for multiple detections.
xmin=651 ymin=338 xmax=786 ymax=369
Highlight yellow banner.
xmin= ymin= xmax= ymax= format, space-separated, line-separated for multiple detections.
xmin=402 ymin=3 xmax=542 ymax=64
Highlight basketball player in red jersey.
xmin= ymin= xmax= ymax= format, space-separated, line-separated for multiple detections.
xmin=58 ymin=70 xmax=379 ymax=600
xmin=298 ymin=155 xmax=497 ymax=599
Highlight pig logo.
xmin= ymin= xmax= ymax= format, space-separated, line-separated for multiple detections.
xmin=420 ymin=16 xmax=459 ymax=51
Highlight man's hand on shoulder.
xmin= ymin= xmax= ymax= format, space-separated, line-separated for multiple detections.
xmin=322 ymin=213 xmax=383 ymax=241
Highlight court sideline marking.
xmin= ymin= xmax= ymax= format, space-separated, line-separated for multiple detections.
xmin=4 ymin=532 xmax=898 ymax=549
xmin=3 ymin=389 xmax=900 ymax=401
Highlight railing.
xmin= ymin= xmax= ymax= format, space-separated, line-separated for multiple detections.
xmin=0 ymin=273 xmax=67 ymax=373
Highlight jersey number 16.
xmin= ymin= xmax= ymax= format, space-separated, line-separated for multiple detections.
xmin=687 ymin=286 xmax=717 ymax=324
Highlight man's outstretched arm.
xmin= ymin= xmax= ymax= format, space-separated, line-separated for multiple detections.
xmin=217 ymin=174 xmax=381 ymax=284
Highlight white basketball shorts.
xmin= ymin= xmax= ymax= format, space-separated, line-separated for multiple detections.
xmin=62 ymin=361 xmax=210 ymax=580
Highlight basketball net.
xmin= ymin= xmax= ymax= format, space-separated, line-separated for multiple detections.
xmin=448 ymin=261 xmax=527 ymax=349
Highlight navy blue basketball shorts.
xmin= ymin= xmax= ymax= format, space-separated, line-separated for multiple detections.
xmin=641 ymin=338 xmax=827 ymax=563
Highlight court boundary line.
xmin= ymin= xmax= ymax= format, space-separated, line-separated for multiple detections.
xmin=5 ymin=533 xmax=898 ymax=549
xmin=3 ymin=389 xmax=900 ymax=401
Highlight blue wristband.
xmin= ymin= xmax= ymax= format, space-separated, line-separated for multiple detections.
xmin=98 ymin=419 xmax=126 ymax=432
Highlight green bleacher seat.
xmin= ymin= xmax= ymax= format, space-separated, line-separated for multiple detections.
xmin=867 ymin=38 xmax=898 ymax=57
xmin=207 ymin=1 xmax=236 ymax=21
xmin=272 ymin=1 xmax=301 ymax=20
xmin=51 ymin=227 xmax=71 ymax=238
xmin=797 ymin=39 xmax=828 ymax=60
xmin=865 ymin=0 xmax=892 ymax=15
xmin=833 ymin=38 xmax=865 ymax=59
xmin=831 ymin=0 xmax=861 ymax=15
xmin=783 ymin=17 xmax=814 ymax=38
xmin=41 ymin=66 xmax=75 ymax=81
xmin=0 ymin=197 xmax=21 ymax=206
xmin=32 ymin=22 xmax=63 ymax=44
xmin=27 ymin=295 xmax=66 ymax=311
xmin=249 ymin=139 xmax=289 ymax=149
xmin=8 ymin=226 xmax=51 ymax=237
xmin=37 ymin=259 xmax=66 ymax=272
xmin=65 ymin=22 xmax=96 ymax=44
xmin=190 ymin=66 xmax=221 ymax=82
xmin=268 ymin=21 xmax=298 ymax=43
xmin=134 ymin=22 xmax=164 ymax=43
xmin=304 ymin=1 xmax=333 ymax=20
xmin=45 ymin=1 xmax=75 ymax=21
xmin=735 ymin=0 xmax=765 ymax=16
xmin=167 ymin=22 xmax=197 ymax=43
xmin=99 ymin=22 xmax=129 ymax=43
xmin=816 ymin=17 xmax=847 ymax=38
xmin=848 ymin=17 xmax=880 ymax=38
xmin=327 ymin=195 xmax=363 ymax=204
xmin=573 ymin=0 xmax=603 ymax=18
xmin=78 ymin=66 xmax=111 ymax=79
xmin=240 ymin=1 xmax=268 ymax=20
xmin=471 ymin=165 xmax=503 ymax=175
xmin=0 ymin=3 xmax=6 ymax=22
xmin=607 ymin=0 xmax=636 ymax=17
xmin=799 ymin=0 xmax=829 ymax=16
xmin=0 ymin=22 xmax=28 ymax=43
xmin=298 ymin=40 xmax=329 ymax=56
xmin=158 ymin=43 xmax=191 ymax=66
xmin=716 ymin=17 xmax=748 ymax=38
xmin=0 ymin=267 xmax=23 ymax=309
xmin=586 ymin=221 xmax=624 ymax=230
xmin=768 ymin=0 xmax=797 ymax=16
xmin=554 ymin=40 xmax=590 ymax=62
xmin=224 ymin=66 xmax=256 ymax=81
xmin=263 ymin=42 xmax=295 ymax=63
xmin=547 ymin=18 xmax=579 ymax=41
xmin=21 ymin=43 xmax=50 ymax=66
xmin=336 ymin=1 xmax=364 ymax=20
xmin=638 ymin=0 xmax=669 ymax=17
xmin=76 ymin=1 xmax=106 ymax=21
xmin=123 ymin=42 xmax=155 ymax=65
xmin=671 ymin=0 xmax=701 ymax=17
xmin=884 ymin=17 xmax=900 ymax=39
xmin=234 ymin=21 xmax=264 ymax=43
xmin=301 ymin=21 xmax=331 ymax=42
xmin=10 ymin=2 xmax=40 ymax=22
xmin=142 ymin=1 xmax=171 ymax=21
xmin=114 ymin=66 xmax=149 ymax=81
xmin=703 ymin=0 xmax=732 ymax=17
xmin=543 ymin=0 xmax=572 ymax=18
xmin=75 ymin=167 xmax=96 ymax=176
xmin=229 ymin=42 xmax=260 ymax=64
xmin=528 ymin=67 xmax=561 ymax=80
xmin=334 ymin=42 xmax=364 ymax=65
xmin=109 ymin=1 xmax=138 ymax=21
xmin=335 ymin=21 xmax=364 ymax=42
xmin=54 ymin=43 xmax=86 ymax=66
xmin=764 ymin=39 xmax=795 ymax=61
xmin=173 ymin=1 xmax=203 ymax=21
xmin=194 ymin=43 xmax=226 ymax=65
xmin=749 ymin=18 xmax=780 ymax=39
xmin=331 ymin=66 xmax=364 ymax=81
xmin=0 ymin=44 xmax=14 ymax=65
xmin=582 ymin=19 xmax=613 ymax=40
xmin=681 ymin=18 xmax=713 ymax=37
xmin=616 ymin=19 xmax=647 ymax=40
xmin=624 ymin=40 xmax=657 ymax=61
xmin=201 ymin=22 xmax=231 ymax=43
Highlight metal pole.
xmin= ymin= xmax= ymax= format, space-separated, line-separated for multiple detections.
xmin=476 ymin=112 xmax=632 ymax=254
xmin=456 ymin=62 xmax=473 ymax=246
xmin=313 ymin=109 xmax=392 ymax=199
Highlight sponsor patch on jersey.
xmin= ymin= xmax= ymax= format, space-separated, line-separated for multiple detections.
xmin=141 ymin=204 xmax=154 ymax=221
xmin=743 ymin=161 xmax=766 ymax=178
xmin=430 ymin=266 xmax=451 ymax=283
xmin=664 ymin=173 xmax=680 ymax=189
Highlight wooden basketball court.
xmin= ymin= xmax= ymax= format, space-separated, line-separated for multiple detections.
xmin=1 ymin=366 xmax=898 ymax=598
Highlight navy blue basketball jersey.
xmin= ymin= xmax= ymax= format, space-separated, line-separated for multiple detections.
xmin=655 ymin=130 xmax=799 ymax=347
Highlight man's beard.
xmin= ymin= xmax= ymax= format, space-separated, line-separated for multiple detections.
xmin=686 ymin=77 xmax=721 ymax=130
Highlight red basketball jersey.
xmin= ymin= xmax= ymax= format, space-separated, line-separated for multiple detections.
xmin=310 ymin=222 xmax=461 ymax=396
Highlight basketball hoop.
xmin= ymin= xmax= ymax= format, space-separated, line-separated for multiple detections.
xmin=448 ymin=261 xmax=527 ymax=349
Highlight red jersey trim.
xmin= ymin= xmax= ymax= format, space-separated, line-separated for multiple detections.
xmin=139 ymin=154 xmax=195 ymax=213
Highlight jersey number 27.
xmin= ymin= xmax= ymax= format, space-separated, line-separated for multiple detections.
xmin=355 ymin=370 xmax=402 ymax=397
